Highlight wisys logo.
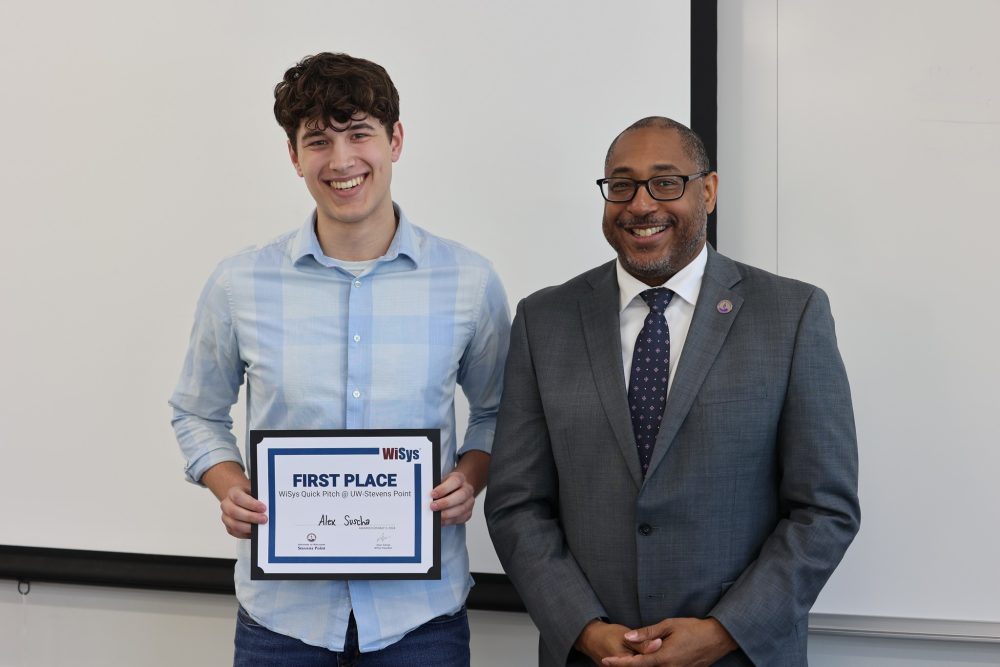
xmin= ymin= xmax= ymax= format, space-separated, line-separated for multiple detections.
xmin=381 ymin=447 xmax=420 ymax=462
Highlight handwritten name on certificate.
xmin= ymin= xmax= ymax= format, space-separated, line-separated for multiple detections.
xmin=249 ymin=429 xmax=441 ymax=580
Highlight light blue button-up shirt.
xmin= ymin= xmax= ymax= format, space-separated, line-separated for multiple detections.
xmin=169 ymin=205 xmax=510 ymax=651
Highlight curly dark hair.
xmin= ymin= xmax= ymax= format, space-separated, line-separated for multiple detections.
xmin=274 ymin=52 xmax=400 ymax=148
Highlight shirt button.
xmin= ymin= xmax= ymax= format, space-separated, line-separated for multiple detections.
xmin=638 ymin=523 xmax=653 ymax=536
xmin=352 ymin=389 xmax=361 ymax=399
xmin=353 ymin=280 xmax=362 ymax=288
xmin=353 ymin=334 xmax=361 ymax=342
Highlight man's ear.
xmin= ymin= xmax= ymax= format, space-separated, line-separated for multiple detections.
xmin=389 ymin=121 xmax=404 ymax=162
xmin=703 ymin=171 xmax=719 ymax=214
xmin=288 ymin=140 xmax=303 ymax=177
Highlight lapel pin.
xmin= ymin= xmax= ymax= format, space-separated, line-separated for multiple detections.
xmin=717 ymin=299 xmax=733 ymax=314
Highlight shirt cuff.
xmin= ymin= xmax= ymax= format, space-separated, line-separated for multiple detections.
xmin=184 ymin=447 xmax=245 ymax=485
xmin=457 ymin=426 xmax=495 ymax=457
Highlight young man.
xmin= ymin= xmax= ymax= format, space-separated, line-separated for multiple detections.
xmin=486 ymin=117 xmax=859 ymax=666
xmin=170 ymin=53 xmax=509 ymax=665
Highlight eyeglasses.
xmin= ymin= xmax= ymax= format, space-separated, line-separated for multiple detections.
xmin=596 ymin=171 xmax=710 ymax=203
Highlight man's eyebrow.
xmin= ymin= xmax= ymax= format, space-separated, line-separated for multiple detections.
xmin=301 ymin=121 xmax=377 ymax=140
xmin=608 ymin=163 xmax=682 ymax=177
xmin=300 ymin=128 xmax=328 ymax=141
xmin=332 ymin=121 xmax=376 ymax=134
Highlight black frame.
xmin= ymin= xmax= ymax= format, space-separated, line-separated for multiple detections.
xmin=691 ymin=0 xmax=718 ymax=248
xmin=0 ymin=0 xmax=717 ymax=614
xmin=248 ymin=429 xmax=441 ymax=581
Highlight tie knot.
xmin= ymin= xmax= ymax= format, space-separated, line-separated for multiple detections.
xmin=640 ymin=288 xmax=674 ymax=313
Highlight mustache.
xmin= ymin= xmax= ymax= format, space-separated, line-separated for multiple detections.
xmin=615 ymin=212 xmax=677 ymax=229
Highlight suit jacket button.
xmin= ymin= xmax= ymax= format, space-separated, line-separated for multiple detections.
xmin=638 ymin=523 xmax=653 ymax=536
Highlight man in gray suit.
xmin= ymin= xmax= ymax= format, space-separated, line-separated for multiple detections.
xmin=485 ymin=117 xmax=860 ymax=666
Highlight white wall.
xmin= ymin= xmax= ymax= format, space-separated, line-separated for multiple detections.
xmin=0 ymin=581 xmax=538 ymax=667
xmin=4 ymin=582 xmax=999 ymax=666
xmin=717 ymin=0 xmax=1000 ymax=655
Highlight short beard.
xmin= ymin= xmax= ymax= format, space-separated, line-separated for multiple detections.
xmin=604 ymin=211 xmax=706 ymax=282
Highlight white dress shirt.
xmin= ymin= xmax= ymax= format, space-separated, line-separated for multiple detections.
xmin=617 ymin=244 xmax=708 ymax=395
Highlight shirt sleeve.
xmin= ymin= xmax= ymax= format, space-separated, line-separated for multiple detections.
xmin=455 ymin=265 xmax=511 ymax=456
xmin=168 ymin=263 xmax=247 ymax=484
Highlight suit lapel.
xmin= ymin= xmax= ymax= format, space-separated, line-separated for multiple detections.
xmin=645 ymin=248 xmax=745 ymax=480
xmin=579 ymin=262 xmax=643 ymax=489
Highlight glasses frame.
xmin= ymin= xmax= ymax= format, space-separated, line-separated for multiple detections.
xmin=595 ymin=171 xmax=710 ymax=203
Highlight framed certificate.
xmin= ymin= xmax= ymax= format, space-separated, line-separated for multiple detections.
xmin=249 ymin=429 xmax=441 ymax=580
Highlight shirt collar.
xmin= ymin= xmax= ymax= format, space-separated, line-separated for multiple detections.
xmin=615 ymin=243 xmax=708 ymax=313
xmin=291 ymin=202 xmax=422 ymax=268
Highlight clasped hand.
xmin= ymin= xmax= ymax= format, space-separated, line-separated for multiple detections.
xmin=577 ymin=617 xmax=737 ymax=667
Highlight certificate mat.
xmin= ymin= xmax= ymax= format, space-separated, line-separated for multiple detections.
xmin=249 ymin=429 xmax=441 ymax=580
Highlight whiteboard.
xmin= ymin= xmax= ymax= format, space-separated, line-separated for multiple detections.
xmin=718 ymin=0 xmax=1000 ymax=625
xmin=0 ymin=0 xmax=690 ymax=576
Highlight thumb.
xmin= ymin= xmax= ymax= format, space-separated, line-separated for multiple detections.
xmin=623 ymin=626 xmax=652 ymax=643
xmin=624 ymin=619 xmax=671 ymax=643
xmin=638 ymin=637 xmax=662 ymax=654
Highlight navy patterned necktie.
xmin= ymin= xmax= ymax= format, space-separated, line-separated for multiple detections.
xmin=628 ymin=288 xmax=674 ymax=477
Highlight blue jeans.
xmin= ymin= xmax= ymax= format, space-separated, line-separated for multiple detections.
xmin=234 ymin=605 xmax=470 ymax=666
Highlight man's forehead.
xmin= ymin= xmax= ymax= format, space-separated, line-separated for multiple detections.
xmin=607 ymin=128 xmax=689 ymax=174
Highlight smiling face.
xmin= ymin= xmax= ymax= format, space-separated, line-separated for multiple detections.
xmin=289 ymin=115 xmax=403 ymax=235
xmin=602 ymin=127 xmax=718 ymax=286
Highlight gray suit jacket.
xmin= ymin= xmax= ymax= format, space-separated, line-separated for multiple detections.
xmin=485 ymin=249 xmax=860 ymax=666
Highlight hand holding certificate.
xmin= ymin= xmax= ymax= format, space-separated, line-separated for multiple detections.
xmin=250 ymin=430 xmax=441 ymax=580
